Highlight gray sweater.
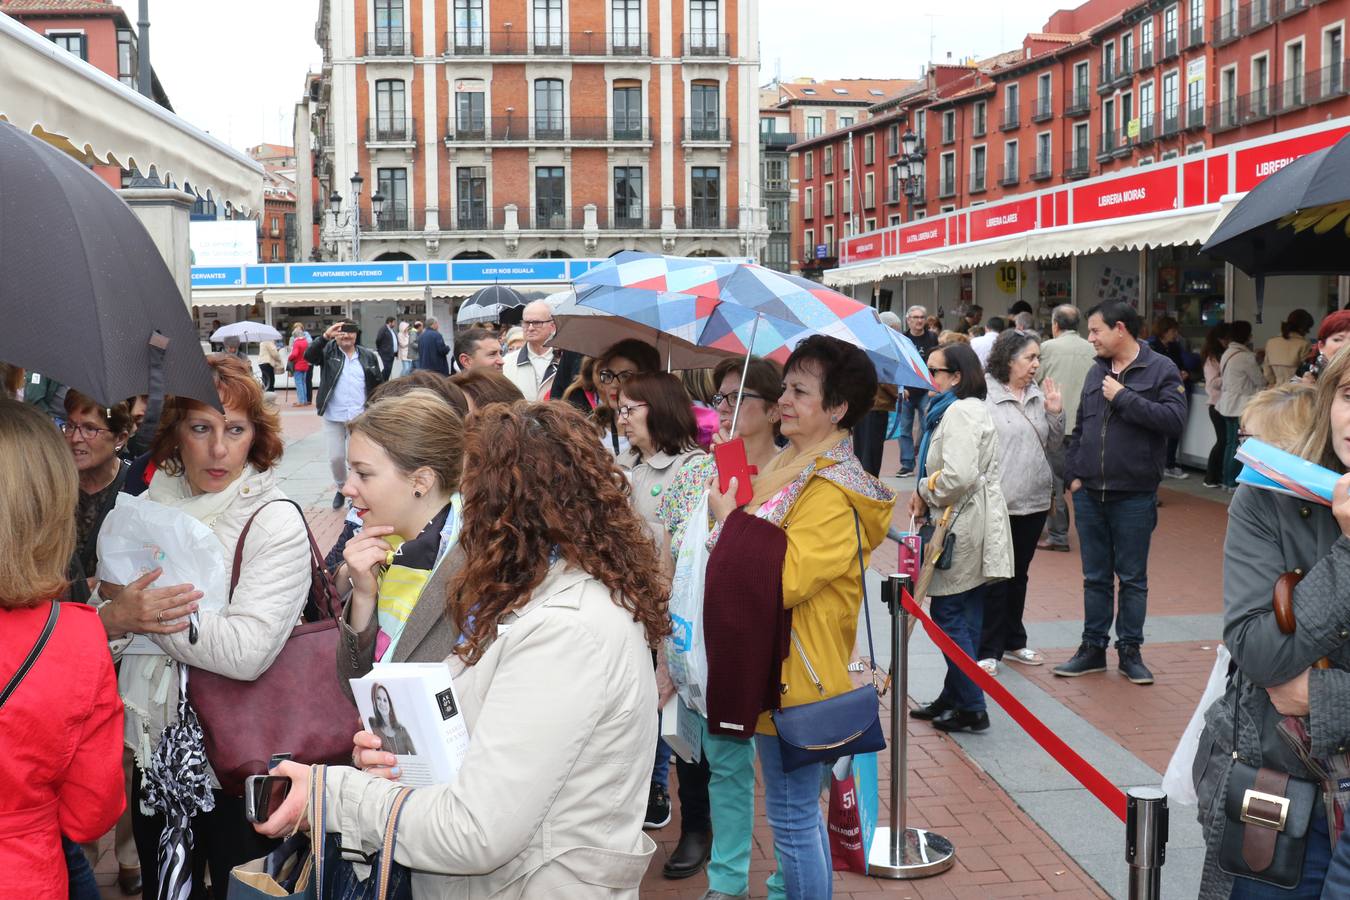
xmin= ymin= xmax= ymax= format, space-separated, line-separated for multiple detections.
xmin=985 ymin=379 xmax=1064 ymax=516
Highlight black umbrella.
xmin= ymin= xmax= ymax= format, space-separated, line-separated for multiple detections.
xmin=1202 ymin=133 xmax=1350 ymax=319
xmin=0 ymin=121 xmax=220 ymax=409
xmin=456 ymin=284 xmax=528 ymax=326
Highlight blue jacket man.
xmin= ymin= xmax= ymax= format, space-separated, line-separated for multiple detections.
xmin=417 ymin=318 xmax=450 ymax=375
xmin=1055 ymin=301 xmax=1187 ymax=686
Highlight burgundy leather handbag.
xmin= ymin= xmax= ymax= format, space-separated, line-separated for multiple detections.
xmin=187 ymin=499 xmax=361 ymax=796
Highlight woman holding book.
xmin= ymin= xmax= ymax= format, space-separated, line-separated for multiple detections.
xmin=1191 ymin=349 xmax=1350 ymax=898
xmin=259 ymin=402 xmax=670 ymax=897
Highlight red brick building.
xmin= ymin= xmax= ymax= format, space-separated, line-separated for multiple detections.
xmin=249 ymin=144 xmax=300 ymax=263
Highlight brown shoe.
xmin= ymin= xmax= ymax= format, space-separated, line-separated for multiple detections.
xmin=118 ymin=866 xmax=142 ymax=896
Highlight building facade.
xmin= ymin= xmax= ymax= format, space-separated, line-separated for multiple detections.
xmin=297 ymin=0 xmax=764 ymax=263
xmin=249 ymin=144 xmax=300 ymax=263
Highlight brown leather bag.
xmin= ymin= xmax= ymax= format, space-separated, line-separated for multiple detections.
xmin=187 ymin=499 xmax=361 ymax=796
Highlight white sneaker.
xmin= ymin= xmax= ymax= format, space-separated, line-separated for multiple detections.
xmin=978 ymin=658 xmax=999 ymax=676
xmin=1005 ymin=647 xmax=1045 ymax=666
xmin=1164 ymin=466 xmax=1189 ymax=479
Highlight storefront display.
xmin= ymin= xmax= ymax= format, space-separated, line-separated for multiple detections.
xmin=1149 ymin=245 xmax=1223 ymax=340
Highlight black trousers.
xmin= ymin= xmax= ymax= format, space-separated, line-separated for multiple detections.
xmin=852 ymin=409 xmax=889 ymax=477
xmin=1205 ymin=405 xmax=1226 ymax=485
xmin=131 ymin=767 xmax=277 ymax=899
xmin=675 ymin=753 xmax=712 ymax=834
xmin=258 ymin=363 xmax=275 ymax=393
xmin=980 ymin=510 xmax=1049 ymax=660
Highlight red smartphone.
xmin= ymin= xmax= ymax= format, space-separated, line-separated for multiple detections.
xmin=713 ymin=437 xmax=755 ymax=506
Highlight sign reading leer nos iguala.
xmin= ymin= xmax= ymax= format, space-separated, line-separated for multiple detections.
xmin=968 ymin=197 xmax=1038 ymax=242
xmin=1072 ymin=166 xmax=1179 ymax=224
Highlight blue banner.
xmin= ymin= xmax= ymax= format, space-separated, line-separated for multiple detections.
xmin=191 ymin=266 xmax=244 ymax=287
xmin=288 ymin=263 xmax=408 ymax=285
xmin=451 ymin=260 xmax=569 ymax=282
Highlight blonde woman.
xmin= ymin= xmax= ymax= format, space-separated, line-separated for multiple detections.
xmin=1238 ymin=382 xmax=1316 ymax=453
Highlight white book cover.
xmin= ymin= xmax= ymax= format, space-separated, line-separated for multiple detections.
xmin=351 ymin=662 xmax=471 ymax=787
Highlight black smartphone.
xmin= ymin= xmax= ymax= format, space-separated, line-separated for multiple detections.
xmin=243 ymin=774 xmax=291 ymax=824
xmin=339 ymin=322 xmax=359 ymax=334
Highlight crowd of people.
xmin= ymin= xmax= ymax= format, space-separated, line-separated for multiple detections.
xmin=11 ymin=289 xmax=1350 ymax=898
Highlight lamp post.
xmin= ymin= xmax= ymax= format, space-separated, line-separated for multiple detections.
xmin=897 ymin=128 xmax=927 ymax=223
xmin=327 ymin=172 xmax=378 ymax=261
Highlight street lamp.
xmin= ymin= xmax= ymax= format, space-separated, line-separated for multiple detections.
xmin=897 ymin=127 xmax=926 ymax=222
xmin=325 ymin=173 xmax=368 ymax=261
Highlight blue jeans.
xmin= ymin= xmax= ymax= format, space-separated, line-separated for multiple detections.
xmin=1073 ymin=491 xmax=1157 ymax=649
xmin=294 ymin=371 xmax=310 ymax=405
xmin=755 ymin=735 xmax=832 ymax=900
xmin=698 ymin=715 xmax=757 ymax=895
xmin=63 ymin=837 xmax=100 ymax=900
xmin=897 ymin=391 xmax=928 ymax=469
xmin=929 ymin=585 xmax=988 ymax=712
xmin=1231 ymin=809 xmax=1330 ymax=898
xmin=652 ymin=730 xmax=672 ymax=787
xmin=400 ymin=360 xmax=414 ymax=376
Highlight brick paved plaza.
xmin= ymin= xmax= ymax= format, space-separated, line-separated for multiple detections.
xmin=93 ymin=405 xmax=1229 ymax=898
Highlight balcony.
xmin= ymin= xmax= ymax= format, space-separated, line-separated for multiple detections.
xmin=1238 ymin=87 xmax=1273 ymax=123
xmin=523 ymin=206 xmax=576 ymax=230
xmin=1098 ymin=51 xmax=1134 ymax=92
xmin=1244 ymin=0 xmax=1273 ymax=33
xmin=761 ymin=131 xmax=799 ymax=150
xmin=681 ymin=117 xmax=731 ymax=143
xmin=999 ymin=106 xmax=1020 ymax=131
xmin=1067 ymin=91 xmax=1092 ymax=117
xmin=1276 ymin=73 xmax=1308 ymax=112
xmin=1031 ymin=95 xmax=1053 ymax=122
xmin=1140 ymin=44 xmax=1155 ymax=69
xmin=361 ymin=207 xmax=424 ymax=232
xmin=444 ymin=115 xmax=652 ymax=143
xmin=364 ymin=31 xmax=413 ymax=57
xmin=1065 ymin=147 xmax=1091 ymax=180
xmin=941 ymin=127 xmax=956 ymax=146
xmin=1307 ymin=61 xmax=1350 ymax=106
xmin=1275 ymin=0 xmax=1309 ymax=21
xmin=998 ymin=162 xmax=1019 ymax=187
xmin=1157 ymin=34 xmax=1180 ymax=63
xmin=1113 ymin=129 xmax=1136 ymax=158
xmin=1183 ymin=24 xmax=1204 ymax=50
xmin=1139 ymin=116 xmax=1158 ymax=143
xmin=1030 ymin=155 xmax=1053 ymax=181
xmin=969 ymin=171 xmax=987 ymax=194
xmin=863 ymin=189 xmax=875 ymax=209
xmin=937 ymin=175 xmax=956 ymax=199
xmin=675 ymin=207 xmax=740 ymax=229
xmin=366 ymin=117 xmax=417 ymax=145
xmin=682 ymin=31 xmax=731 ymax=57
xmin=1185 ymin=102 xmax=1207 ymax=130
xmin=1161 ymin=111 xmax=1181 ymax=137
xmin=1097 ymin=129 xmax=1118 ymax=161
xmin=973 ymin=117 xmax=987 ymax=138
xmin=1210 ymin=98 xmax=1240 ymax=133
xmin=1212 ymin=9 xmax=1241 ymax=46
xmin=442 ymin=30 xmax=652 ymax=57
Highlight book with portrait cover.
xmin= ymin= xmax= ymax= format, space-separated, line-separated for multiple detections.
xmin=351 ymin=662 xmax=470 ymax=787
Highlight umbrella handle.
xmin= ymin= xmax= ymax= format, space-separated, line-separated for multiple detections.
xmin=1273 ymin=570 xmax=1331 ymax=669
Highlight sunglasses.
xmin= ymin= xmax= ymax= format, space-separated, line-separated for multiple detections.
xmin=929 ymin=366 xmax=955 ymax=375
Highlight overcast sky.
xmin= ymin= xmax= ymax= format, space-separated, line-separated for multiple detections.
xmin=146 ymin=0 xmax=1070 ymax=153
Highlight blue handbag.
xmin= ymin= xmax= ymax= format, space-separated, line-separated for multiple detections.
xmin=771 ymin=513 xmax=886 ymax=772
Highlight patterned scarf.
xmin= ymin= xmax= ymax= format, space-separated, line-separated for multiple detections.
xmin=375 ymin=499 xmax=459 ymax=661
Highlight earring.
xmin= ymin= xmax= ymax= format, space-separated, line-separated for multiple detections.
xmin=414 ymin=490 xmax=423 ymax=498
xmin=831 ymin=415 xmax=839 ymax=424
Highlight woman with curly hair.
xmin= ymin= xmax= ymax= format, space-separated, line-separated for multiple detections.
xmin=258 ymin=402 xmax=669 ymax=897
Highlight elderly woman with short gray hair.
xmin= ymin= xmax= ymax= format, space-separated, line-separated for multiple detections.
xmin=977 ymin=330 xmax=1063 ymax=676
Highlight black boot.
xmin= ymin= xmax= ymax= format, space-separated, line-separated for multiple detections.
xmin=931 ymin=708 xmax=990 ymax=733
xmin=1117 ymin=645 xmax=1155 ymax=685
xmin=910 ymin=698 xmax=952 ymax=721
xmin=1052 ymin=642 xmax=1107 ymax=677
xmin=662 ymin=829 xmax=712 ymax=879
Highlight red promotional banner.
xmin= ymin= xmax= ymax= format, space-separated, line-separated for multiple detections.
xmin=1234 ymin=125 xmax=1350 ymax=193
xmin=1072 ymin=166 xmax=1179 ymax=224
xmin=968 ymin=197 xmax=1038 ymax=242
xmin=897 ymin=220 xmax=946 ymax=252
xmin=843 ymin=234 xmax=884 ymax=265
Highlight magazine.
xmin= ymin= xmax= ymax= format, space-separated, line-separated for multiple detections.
xmin=351 ymin=663 xmax=471 ymax=787
xmin=1235 ymin=438 xmax=1339 ymax=507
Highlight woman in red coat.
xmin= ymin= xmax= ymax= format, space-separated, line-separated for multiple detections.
xmin=0 ymin=399 xmax=125 ymax=898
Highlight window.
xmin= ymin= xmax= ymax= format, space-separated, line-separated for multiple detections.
xmin=842 ymin=176 xmax=852 ymax=213
xmin=1220 ymin=66 xmax=1238 ymax=126
xmin=768 ymin=198 xmax=788 ymax=229
xmin=374 ymin=0 xmax=405 ymax=53
xmin=864 ymin=133 xmax=875 ymax=165
xmin=915 ymin=109 xmax=926 ymax=144
xmin=612 ymin=0 xmax=642 ymax=52
xmin=1103 ymin=97 xmax=1116 ymax=149
xmin=804 ymin=186 xmax=814 ymax=219
xmin=761 ymin=117 xmax=777 ymax=134
xmin=1188 ymin=0 xmax=1204 ymax=42
xmin=534 ymin=78 xmax=564 ymax=139
xmin=116 ymin=30 xmax=135 ymax=86
xmin=1072 ymin=122 xmax=1089 ymax=167
xmin=942 ymin=109 xmax=955 ymax=142
xmin=1073 ymin=61 xmax=1090 ymax=105
xmin=1325 ymin=27 xmax=1344 ymax=96
xmin=970 ymin=145 xmax=986 ymax=191
xmin=804 ymin=151 xmax=814 ymax=180
xmin=1141 ymin=17 xmax=1155 ymax=64
xmin=377 ymin=168 xmax=408 ymax=229
xmin=1162 ymin=71 xmax=1179 ymax=129
xmin=1104 ymin=41 xmax=1117 ymax=76
xmin=455 ymin=81 xmax=486 ymax=138
xmin=806 ymin=115 xmax=823 ymax=138
xmin=1253 ymin=55 xmax=1270 ymax=115
xmin=453 ymin=0 xmax=484 ymax=52
xmin=1122 ymin=32 xmax=1134 ymax=70
xmin=974 ymin=100 xmax=987 ymax=136
xmin=614 ymin=167 xmax=644 ymax=227
xmin=613 ymin=82 xmax=643 ymax=139
xmin=691 ymin=83 xmax=720 ymax=139
xmin=1003 ymin=84 xmax=1019 ymax=127
xmin=823 ymin=180 xmax=834 ymax=216
xmin=691 ymin=166 xmax=720 ymax=227
xmin=889 ymin=214 xmax=902 ymax=226
xmin=824 ymin=224 xmax=834 ymax=254
xmin=1121 ymin=90 xmax=1134 ymax=137
xmin=533 ymin=0 xmax=563 ymax=52
xmin=1286 ymin=41 xmax=1305 ymax=107
xmin=48 ymin=32 xmax=86 ymax=60
xmin=374 ymin=80 xmax=406 ymax=139
xmin=843 ymin=142 xmax=851 ymax=172
xmin=535 ymin=166 xmax=566 ymax=227
xmin=1140 ymin=80 xmax=1156 ymax=134
xmin=763 ymin=157 xmax=787 ymax=191
xmin=1163 ymin=5 xmax=1178 ymax=54
xmin=456 ymin=167 xmax=488 ymax=229
xmin=939 ymin=151 xmax=955 ymax=197
xmin=887 ymin=164 xmax=899 ymax=201
xmin=804 ymin=228 xmax=815 ymax=261
xmin=690 ymin=0 xmax=719 ymax=53
xmin=823 ymin=145 xmax=834 ymax=175
xmin=1003 ymin=139 xmax=1018 ymax=182
xmin=887 ymin=123 xmax=900 ymax=156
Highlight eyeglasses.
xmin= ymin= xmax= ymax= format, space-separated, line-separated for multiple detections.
xmin=617 ymin=403 xmax=648 ymax=419
xmin=61 ymin=422 xmax=110 ymax=440
xmin=712 ymin=392 xmax=766 ymax=407
xmin=522 ymin=318 xmax=555 ymax=328
xmin=928 ymin=367 xmax=955 ymax=375
xmin=598 ymin=369 xmax=637 ymax=384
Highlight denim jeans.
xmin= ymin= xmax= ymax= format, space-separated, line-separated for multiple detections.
xmin=1073 ymin=490 xmax=1157 ymax=649
xmin=400 ymin=359 xmax=414 ymax=376
xmin=63 ymin=837 xmax=100 ymax=900
xmin=897 ymin=391 xmax=928 ymax=469
xmin=929 ymin=585 xmax=988 ymax=711
xmin=652 ymin=732 xmax=672 ymax=787
xmin=698 ymin=715 xmax=757 ymax=895
xmin=1231 ymin=808 xmax=1330 ymax=898
xmin=755 ymin=735 xmax=832 ymax=900
xmin=294 ymin=370 xmax=310 ymax=405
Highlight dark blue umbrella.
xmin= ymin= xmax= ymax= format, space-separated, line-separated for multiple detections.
xmin=0 ymin=121 xmax=220 ymax=409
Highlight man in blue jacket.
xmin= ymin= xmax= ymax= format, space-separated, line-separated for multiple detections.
xmin=416 ymin=317 xmax=450 ymax=375
xmin=1054 ymin=301 xmax=1188 ymax=685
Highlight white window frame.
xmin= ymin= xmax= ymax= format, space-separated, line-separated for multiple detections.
xmin=939 ymin=205 xmax=956 ymax=214
xmin=1037 ymin=71 xmax=1052 ymax=106
xmin=970 ymin=143 xmax=987 ymax=191
xmin=1322 ymin=22 xmax=1345 ymax=96
xmin=1252 ymin=51 xmax=1271 ymax=114
xmin=888 ymin=214 xmax=902 ymax=226
xmin=1141 ymin=16 xmax=1155 ymax=63
xmin=1188 ymin=0 xmax=1204 ymax=42
xmin=1104 ymin=39 xmax=1117 ymax=73
xmin=974 ymin=100 xmax=987 ymax=136
xmin=864 ymin=217 xmax=876 ymax=232
xmin=1138 ymin=155 xmax=1155 ymax=165
xmin=1162 ymin=68 xmax=1180 ymax=122
xmin=914 ymin=209 xmax=928 ymax=219
xmin=804 ymin=186 xmax=814 ymax=219
xmin=804 ymin=150 xmax=814 ymax=180
xmin=803 ymin=228 xmax=814 ymax=262
xmin=1284 ymin=37 xmax=1306 ymax=107
xmin=1003 ymin=138 xmax=1018 ymax=181
xmin=1073 ymin=61 xmax=1090 ymax=103
xmin=1139 ymin=78 xmax=1156 ymax=130
xmin=1219 ymin=64 xmax=1238 ymax=125
xmin=863 ymin=171 xmax=875 ymax=208
xmin=1036 ymin=130 xmax=1052 ymax=174
xmin=1161 ymin=148 xmax=1180 ymax=160
xmin=1072 ymin=121 xmax=1089 ymax=166
xmin=823 ymin=223 xmax=835 ymax=253
xmin=806 ymin=115 xmax=823 ymax=138
xmin=823 ymin=180 xmax=834 ymax=216
xmin=1185 ymin=141 xmax=1205 ymax=154
xmin=942 ymin=109 xmax=956 ymax=142
xmin=939 ymin=150 xmax=956 ymax=195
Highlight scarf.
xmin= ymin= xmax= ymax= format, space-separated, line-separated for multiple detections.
xmin=375 ymin=499 xmax=459 ymax=661
xmin=146 ymin=464 xmax=254 ymax=528
xmin=916 ymin=390 xmax=957 ymax=482
xmin=747 ymin=430 xmax=848 ymax=514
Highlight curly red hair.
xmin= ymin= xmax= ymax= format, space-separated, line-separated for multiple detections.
xmin=151 ymin=354 xmax=283 ymax=474
xmin=448 ymin=401 xmax=670 ymax=663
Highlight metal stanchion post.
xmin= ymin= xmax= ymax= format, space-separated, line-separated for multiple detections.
xmin=1126 ymin=787 xmax=1168 ymax=900
xmin=868 ymin=572 xmax=956 ymax=879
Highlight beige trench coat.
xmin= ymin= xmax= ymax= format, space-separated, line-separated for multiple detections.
xmin=917 ymin=397 xmax=1014 ymax=597
xmin=323 ymin=563 xmax=657 ymax=898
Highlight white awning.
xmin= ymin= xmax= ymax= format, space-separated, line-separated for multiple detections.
xmin=826 ymin=201 xmax=1240 ymax=287
xmin=0 ymin=12 xmax=263 ymax=213
xmin=190 ymin=289 xmax=263 ymax=308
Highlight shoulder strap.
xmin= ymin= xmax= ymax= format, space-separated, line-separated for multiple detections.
xmin=229 ymin=499 xmax=342 ymax=619
xmin=853 ymin=510 xmax=877 ymax=677
xmin=0 ymin=601 xmax=60 ymax=711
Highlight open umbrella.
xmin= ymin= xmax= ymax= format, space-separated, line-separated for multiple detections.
xmin=457 ymin=285 xmax=528 ymax=325
xmin=1202 ymin=132 xmax=1350 ymax=320
xmin=547 ymin=287 xmax=741 ymax=369
xmin=208 ymin=321 xmax=282 ymax=344
xmin=0 ymin=121 xmax=219 ymax=409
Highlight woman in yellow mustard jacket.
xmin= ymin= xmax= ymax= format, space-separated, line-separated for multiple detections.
xmin=709 ymin=335 xmax=895 ymax=900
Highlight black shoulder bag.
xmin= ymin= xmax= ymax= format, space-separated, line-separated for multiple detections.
xmin=1218 ymin=673 xmax=1319 ymax=889
xmin=1 ymin=602 xmax=60 ymax=711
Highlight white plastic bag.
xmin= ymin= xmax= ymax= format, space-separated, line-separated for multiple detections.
xmin=1162 ymin=643 xmax=1231 ymax=807
xmin=666 ymin=494 xmax=711 ymax=717
xmin=95 ymin=493 xmax=228 ymax=653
